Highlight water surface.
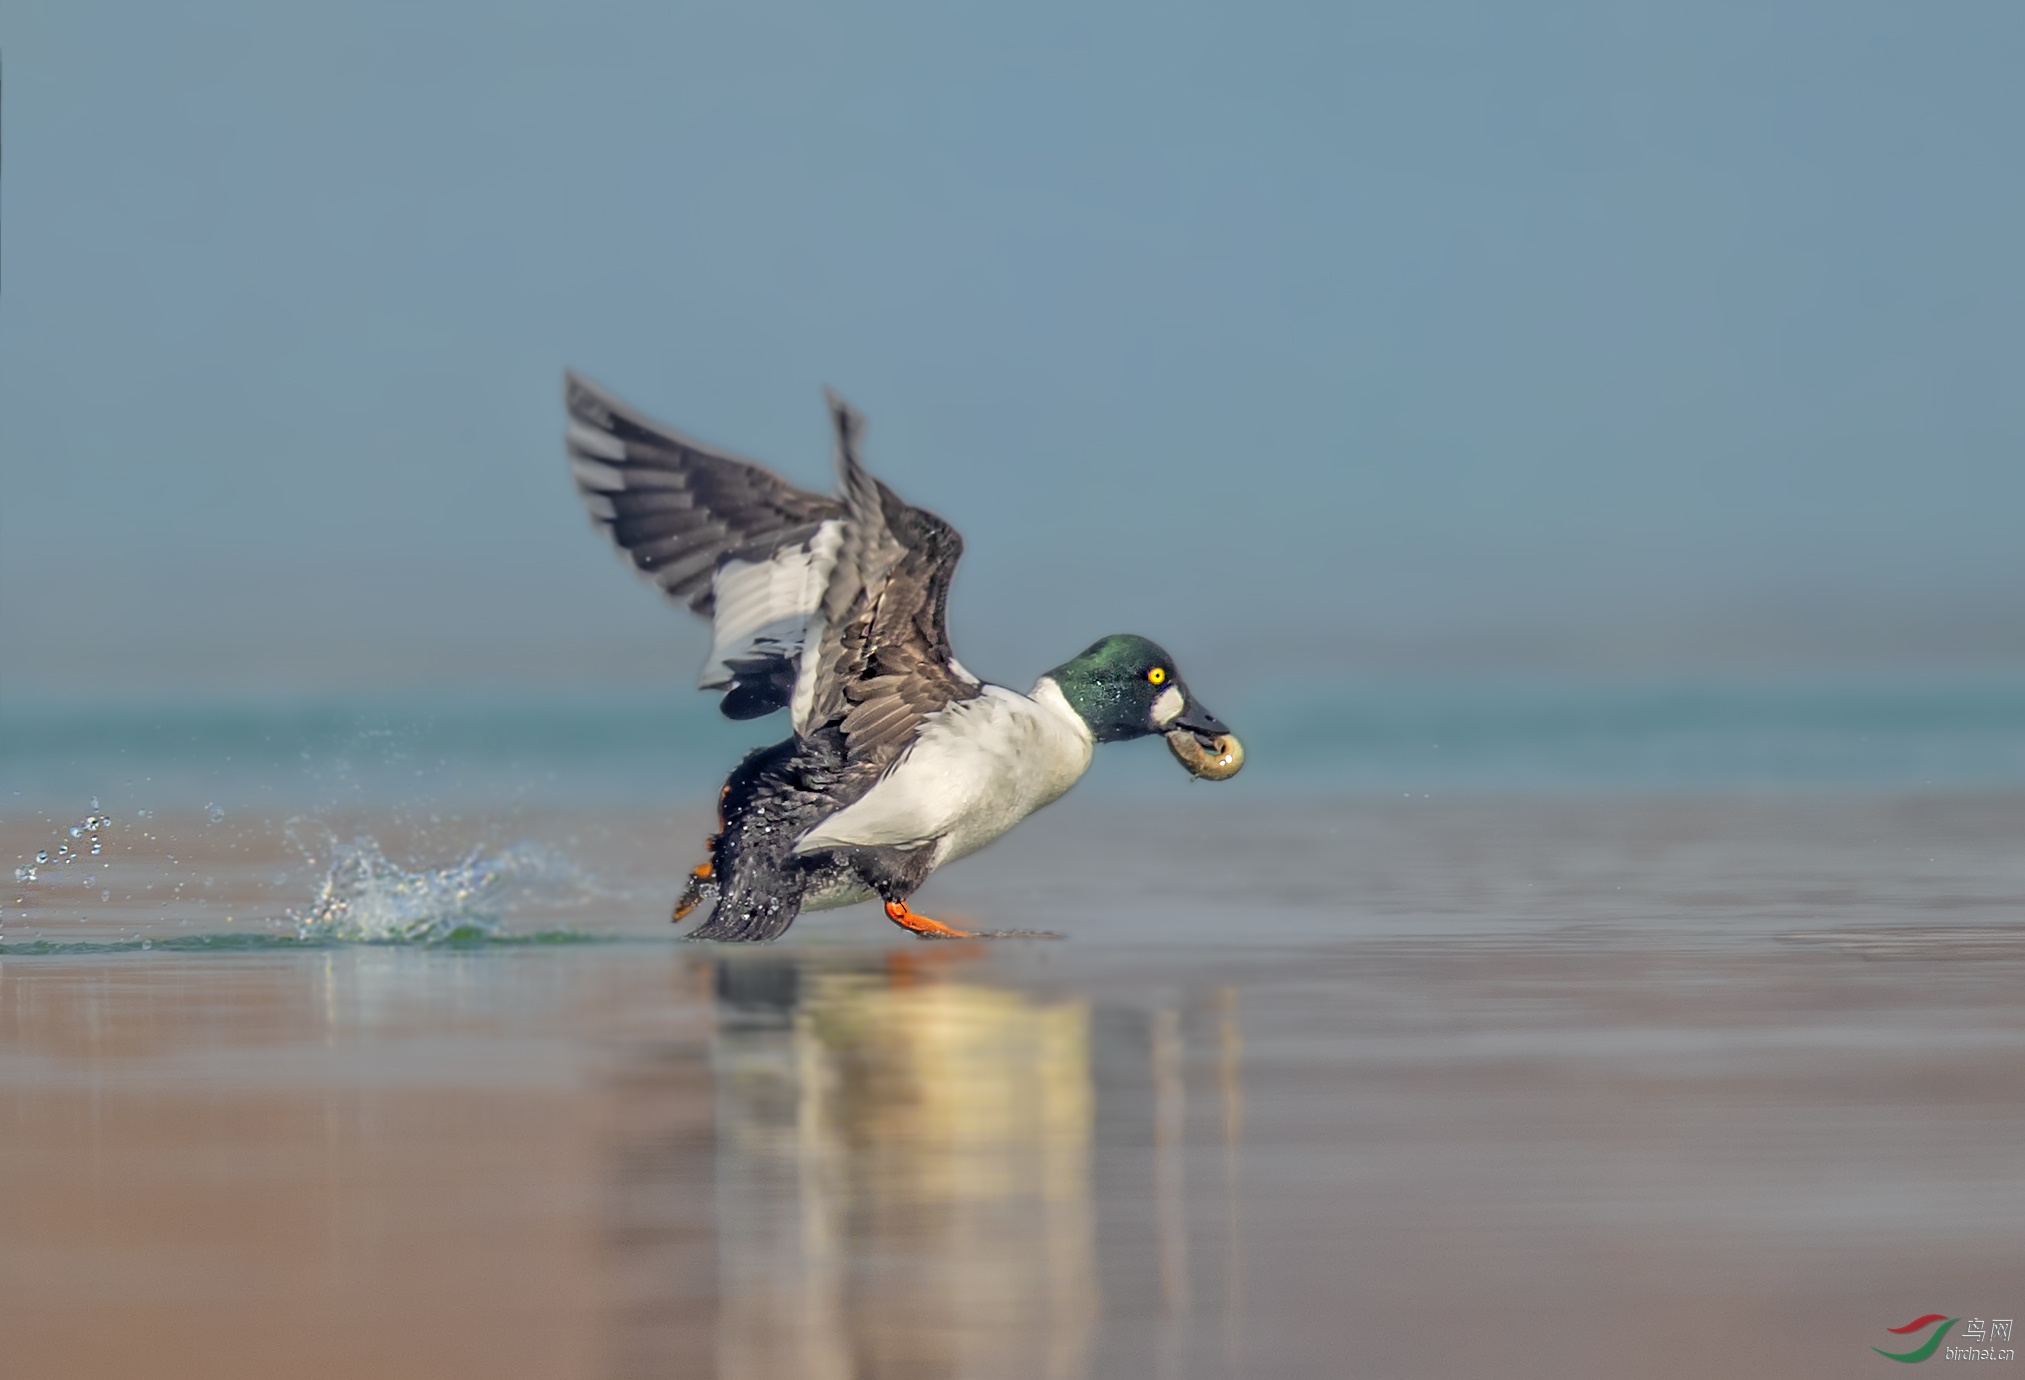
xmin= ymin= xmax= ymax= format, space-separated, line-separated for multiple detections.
xmin=2 ymin=787 xmax=2020 ymax=1378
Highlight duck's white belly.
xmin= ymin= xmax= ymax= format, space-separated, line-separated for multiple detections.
xmin=793 ymin=681 xmax=1094 ymax=869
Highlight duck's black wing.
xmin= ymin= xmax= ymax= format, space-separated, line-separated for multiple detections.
xmin=565 ymin=372 xmax=845 ymax=719
xmin=796 ymin=392 xmax=982 ymax=770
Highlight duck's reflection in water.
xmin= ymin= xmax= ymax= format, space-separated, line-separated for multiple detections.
xmin=606 ymin=953 xmax=1248 ymax=1380
xmin=698 ymin=953 xmax=1099 ymax=1380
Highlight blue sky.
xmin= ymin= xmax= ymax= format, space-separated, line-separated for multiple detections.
xmin=3 ymin=0 xmax=2021 ymax=695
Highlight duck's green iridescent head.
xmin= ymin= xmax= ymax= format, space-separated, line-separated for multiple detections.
xmin=1043 ymin=634 xmax=1243 ymax=778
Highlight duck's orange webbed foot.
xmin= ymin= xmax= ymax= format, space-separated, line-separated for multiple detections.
xmin=673 ymin=859 xmax=715 ymax=922
xmin=884 ymin=900 xmax=982 ymax=940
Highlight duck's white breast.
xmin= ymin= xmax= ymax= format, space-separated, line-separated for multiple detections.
xmin=793 ymin=679 xmax=1094 ymax=864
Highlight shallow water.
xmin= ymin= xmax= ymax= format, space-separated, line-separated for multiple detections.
xmin=2 ymin=791 xmax=2021 ymax=1378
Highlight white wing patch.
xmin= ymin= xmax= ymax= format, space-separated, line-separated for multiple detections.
xmin=789 ymin=608 xmax=827 ymax=730
xmin=697 ymin=519 xmax=844 ymax=691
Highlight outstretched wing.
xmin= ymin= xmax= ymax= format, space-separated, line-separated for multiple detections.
xmin=794 ymin=391 xmax=981 ymax=767
xmin=566 ymin=372 xmax=845 ymax=719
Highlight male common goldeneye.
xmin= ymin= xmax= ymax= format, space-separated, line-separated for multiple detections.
xmin=565 ymin=373 xmax=1243 ymax=940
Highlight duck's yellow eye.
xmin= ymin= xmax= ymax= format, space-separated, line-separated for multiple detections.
xmin=1147 ymin=667 xmax=1167 ymax=685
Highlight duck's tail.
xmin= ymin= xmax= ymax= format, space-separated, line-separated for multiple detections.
xmin=680 ymin=736 xmax=833 ymax=942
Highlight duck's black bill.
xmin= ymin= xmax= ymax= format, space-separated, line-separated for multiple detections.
xmin=1171 ymin=699 xmax=1230 ymax=741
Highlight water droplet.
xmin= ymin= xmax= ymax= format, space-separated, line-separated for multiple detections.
xmin=90 ymin=797 xmax=100 ymax=811
xmin=69 ymin=826 xmax=83 ymax=839
xmin=90 ymin=841 xmax=102 ymax=855
xmin=102 ymin=890 xmax=111 ymax=902
xmin=141 ymin=939 xmax=152 ymax=950
xmin=35 ymin=851 xmax=48 ymax=864
xmin=13 ymin=866 xmax=35 ymax=884
xmin=207 ymin=804 xmax=225 ymax=825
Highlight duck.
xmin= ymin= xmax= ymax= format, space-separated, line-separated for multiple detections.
xmin=564 ymin=372 xmax=1243 ymax=941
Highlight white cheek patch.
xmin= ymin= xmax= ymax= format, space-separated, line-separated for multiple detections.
xmin=1151 ymin=685 xmax=1185 ymax=726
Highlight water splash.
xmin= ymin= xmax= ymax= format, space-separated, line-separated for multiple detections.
xmin=11 ymin=809 xmax=112 ymax=889
xmin=288 ymin=835 xmax=596 ymax=944
xmin=4 ymin=809 xmax=114 ymax=941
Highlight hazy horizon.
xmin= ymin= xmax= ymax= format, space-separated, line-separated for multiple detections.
xmin=5 ymin=0 xmax=2022 ymax=696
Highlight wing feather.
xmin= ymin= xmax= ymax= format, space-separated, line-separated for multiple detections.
xmin=565 ymin=372 xmax=845 ymax=717
xmin=794 ymin=392 xmax=980 ymax=769
xmin=565 ymin=371 xmax=842 ymax=615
